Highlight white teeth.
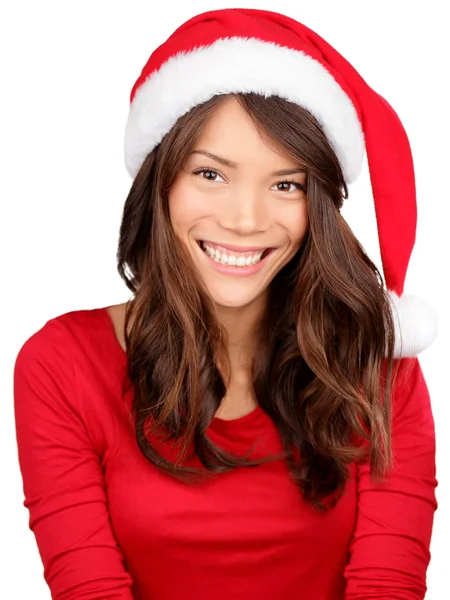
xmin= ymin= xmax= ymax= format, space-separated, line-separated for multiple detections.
xmin=201 ymin=242 xmax=265 ymax=266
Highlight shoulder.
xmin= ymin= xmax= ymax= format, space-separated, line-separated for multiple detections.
xmin=14 ymin=306 xmax=111 ymax=375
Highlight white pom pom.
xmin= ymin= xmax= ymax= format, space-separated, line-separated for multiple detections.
xmin=387 ymin=291 xmax=438 ymax=358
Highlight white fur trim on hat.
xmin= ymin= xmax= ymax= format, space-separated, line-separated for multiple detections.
xmin=124 ymin=37 xmax=365 ymax=181
xmin=387 ymin=291 xmax=438 ymax=358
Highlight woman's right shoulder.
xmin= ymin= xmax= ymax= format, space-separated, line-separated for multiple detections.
xmin=13 ymin=306 xmax=123 ymax=429
xmin=14 ymin=306 xmax=112 ymax=374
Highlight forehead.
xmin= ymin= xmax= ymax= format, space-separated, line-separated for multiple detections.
xmin=192 ymin=97 xmax=298 ymax=169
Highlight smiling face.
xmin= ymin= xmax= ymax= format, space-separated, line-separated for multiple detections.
xmin=168 ymin=96 xmax=309 ymax=312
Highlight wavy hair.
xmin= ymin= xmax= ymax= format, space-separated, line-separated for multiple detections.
xmin=117 ymin=93 xmax=397 ymax=512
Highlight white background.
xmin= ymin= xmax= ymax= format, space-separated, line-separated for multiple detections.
xmin=1 ymin=1 xmax=448 ymax=598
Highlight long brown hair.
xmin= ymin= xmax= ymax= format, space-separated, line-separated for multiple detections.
xmin=117 ymin=92 xmax=397 ymax=512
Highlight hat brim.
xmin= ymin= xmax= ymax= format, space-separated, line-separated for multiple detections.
xmin=124 ymin=37 xmax=364 ymax=181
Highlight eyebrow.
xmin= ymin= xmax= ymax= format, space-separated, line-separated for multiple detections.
xmin=190 ymin=150 xmax=306 ymax=177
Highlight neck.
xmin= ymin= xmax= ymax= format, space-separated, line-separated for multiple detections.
xmin=215 ymin=294 xmax=266 ymax=384
xmin=123 ymin=294 xmax=266 ymax=383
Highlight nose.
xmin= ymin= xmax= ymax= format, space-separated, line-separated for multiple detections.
xmin=217 ymin=185 xmax=271 ymax=236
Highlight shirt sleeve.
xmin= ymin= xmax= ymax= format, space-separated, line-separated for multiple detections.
xmin=343 ymin=357 xmax=438 ymax=600
xmin=13 ymin=325 xmax=135 ymax=600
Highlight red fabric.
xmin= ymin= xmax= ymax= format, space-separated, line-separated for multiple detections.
xmin=13 ymin=307 xmax=437 ymax=600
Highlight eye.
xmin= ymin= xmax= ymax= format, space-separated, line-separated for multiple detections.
xmin=193 ymin=168 xmax=225 ymax=183
xmin=271 ymin=180 xmax=305 ymax=193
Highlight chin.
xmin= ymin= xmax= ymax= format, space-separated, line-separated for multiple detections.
xmin=203 ymin=282 xmax=269 ymax=310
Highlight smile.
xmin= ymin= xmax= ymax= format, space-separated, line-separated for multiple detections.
xmin=200 ymin=241 xmax=270 ymax=265
xmin=197 ymin=240 xmax=275 ymax=276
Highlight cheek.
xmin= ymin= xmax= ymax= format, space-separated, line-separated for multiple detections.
xmin=280 ymin=202 xmax=309 ymax=244
xmin=168 ymin=180 xmax=209 ymax=233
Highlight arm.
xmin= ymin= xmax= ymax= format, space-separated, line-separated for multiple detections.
xmin=13 ymin=326 xmax=135 ymax=600
xmin=344 ymin=357 xmax=438 ymax=599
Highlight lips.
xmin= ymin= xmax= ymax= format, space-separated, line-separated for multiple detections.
xmin=196 ymin=239 xmax=276 ymax=276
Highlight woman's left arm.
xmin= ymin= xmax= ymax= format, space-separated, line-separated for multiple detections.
xmin=344 ymin=357 xmax=438 ymax=600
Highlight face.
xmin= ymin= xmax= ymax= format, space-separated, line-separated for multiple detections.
xmin=168 ymin=97 xmax=309 ymax=311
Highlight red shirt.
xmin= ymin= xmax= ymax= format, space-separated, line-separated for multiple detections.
xmin=13 ymin=307 xmax=437 ymax=599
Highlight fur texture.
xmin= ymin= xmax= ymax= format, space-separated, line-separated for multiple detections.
xmin=387 ymin=291 xmax=438 ymax=357
xmin=124 ymin=37 xmax=364 ymax=181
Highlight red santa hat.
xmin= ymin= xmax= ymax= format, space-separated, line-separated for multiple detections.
xmin=124 ymin=8 xmax=437 ymax=358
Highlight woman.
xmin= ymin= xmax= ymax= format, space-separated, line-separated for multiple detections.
xmin=13 ymin=8 xmax=437 ymax=600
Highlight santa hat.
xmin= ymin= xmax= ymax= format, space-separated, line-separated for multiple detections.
xmin=124 ymin=8 xmax=437 ymax=358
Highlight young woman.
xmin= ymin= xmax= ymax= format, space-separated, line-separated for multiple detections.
xmin=13 ymin=8 xmax=438 ymax=600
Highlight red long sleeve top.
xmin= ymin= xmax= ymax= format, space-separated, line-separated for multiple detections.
xmin=13 ymin=307 xmax=437 ymax=600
